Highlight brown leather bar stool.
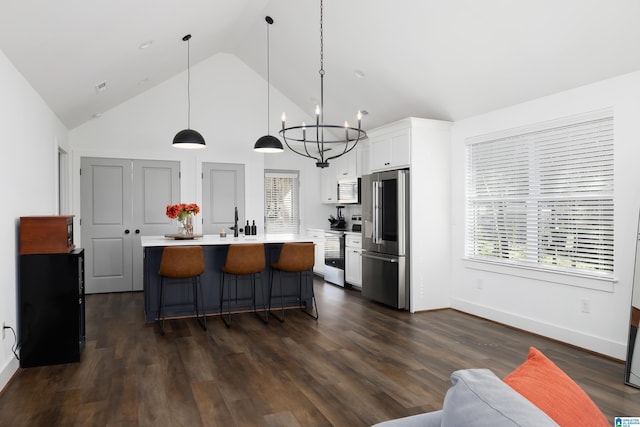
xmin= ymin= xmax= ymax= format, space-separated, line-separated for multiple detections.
xmin=269 ymin=242 xmax=318 ymax=322
xmin=157 ymin=245 xmax=206 ymax=335
xmin=220 ymin=243 xmax=267 ymax=327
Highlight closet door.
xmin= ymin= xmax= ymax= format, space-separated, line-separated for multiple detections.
xmin=81 ymin=157 xmax=179 ymax=293
xmin=132 ymin=160 xmax=180 ymax=291
xmin=202 ymin=162 xmax=245 ymax=235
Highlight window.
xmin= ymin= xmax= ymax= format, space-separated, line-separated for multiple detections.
xmin=265 ymin=170 xmax=300 ymax=234
xmin=465 ymin=111 xmax=614 ymax=277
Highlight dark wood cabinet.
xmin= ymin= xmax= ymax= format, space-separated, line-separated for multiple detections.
xmin=19 ymin=249 xmax=85 ymax=367
xmin=19 ymin=215 xmax=75 ymax=255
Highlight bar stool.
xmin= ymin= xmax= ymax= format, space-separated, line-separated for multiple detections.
xmin=220 ymin=243 xmax=268 ymax=327
xmin=157 ymin=245 xmax=207 ymax=336
xmin=269 ymin=242 xmax=318 ymax=322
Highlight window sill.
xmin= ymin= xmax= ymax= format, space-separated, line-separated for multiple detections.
xmin=462 ymin=257 xmax=616 ymax=293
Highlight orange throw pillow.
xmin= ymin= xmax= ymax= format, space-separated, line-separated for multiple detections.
xmin=504 ymin=347 xmax=609 ymax=427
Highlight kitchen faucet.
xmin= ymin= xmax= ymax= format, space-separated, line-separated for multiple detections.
xmin=229 ymin=206 xmax=239 ymax=237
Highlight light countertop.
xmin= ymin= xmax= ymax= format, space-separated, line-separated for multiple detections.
xmin=141 ymin=233 xmax=319 ymax=248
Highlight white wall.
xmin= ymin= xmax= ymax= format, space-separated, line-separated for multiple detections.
xmin=450 ymin=71 xmax=640 ymax=359
xmin=69 ymin=53 xmax=328 ymax=235
xmin=0 ymin=49 xmax=69 ymax=391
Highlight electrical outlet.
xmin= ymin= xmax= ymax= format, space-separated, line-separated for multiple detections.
xmin=580 ymin=298 xmax=591 ymax=314
xmin=1 ymin=321 xmax=5 ymax=340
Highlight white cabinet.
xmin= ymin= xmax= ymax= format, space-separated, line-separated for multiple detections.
xmin=321 ymin=149 xmax=360 ymax=203
xmin=369 ymin=128 xmax=411 ymax=172
xmin=335 ymin=150 xmax=358 ymax=178
xmin=306 ymin=228 xmax=325 ymax=275
xmin=359 ymin=141 xmax=370 ymax=176
xmin=319 ymin=163 xmax=337 ymax=204
xmin=345 ymin=233 xmax=362 ymax=287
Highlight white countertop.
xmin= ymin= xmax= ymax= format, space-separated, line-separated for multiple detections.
xmin=141 ymin=233 xmax=319 ymax=248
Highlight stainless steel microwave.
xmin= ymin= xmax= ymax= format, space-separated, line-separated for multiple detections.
xmin=337 ymin=177 xmax=361 ymax=204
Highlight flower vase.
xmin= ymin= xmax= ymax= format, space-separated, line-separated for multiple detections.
xmin=185 ymin=214 xmax=194 ymax=235
xmin=178 ymin=214 xmax=194 ymax=236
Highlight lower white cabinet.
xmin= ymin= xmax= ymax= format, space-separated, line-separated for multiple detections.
xmin=306 ymin=228 xmax=325 ymax=275
xmin=345 ymin=233 xmax=362 ymax=287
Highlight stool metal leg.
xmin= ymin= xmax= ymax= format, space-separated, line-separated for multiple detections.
xmin=158 ymin=277 xmax=166 ymax=335
xmin=252 ymin=272 xmax=268 ymax=324
xmin=220 ymin=272 xmax=232 ymax=328
xmin=268 ymin=269 xmax=285 ymax=323
xmin=193 ymin=276 xmax=207 ymax=331
xmin=300 ymin=270 xmax=318 ymax=320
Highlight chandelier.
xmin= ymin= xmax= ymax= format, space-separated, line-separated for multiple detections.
xmin=279 ymin=0 xmax=366 ymax=168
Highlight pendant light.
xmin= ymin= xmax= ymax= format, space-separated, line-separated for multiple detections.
xmin=173 ymin=34 xmax=206 ymax=149
xmin=279 ymin=0 xmax=366 ymax=167
xmin=254 ymin=16 xmax=284 ymax=153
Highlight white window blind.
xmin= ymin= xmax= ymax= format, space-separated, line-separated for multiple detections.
xmin=465 ymin=112 xmax=614 ymax=276
xmin=265 ymin=170 xmax=300 ymax=234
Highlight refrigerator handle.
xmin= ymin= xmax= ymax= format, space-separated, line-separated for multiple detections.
xmin=361 ymin=252 xmax=398 ymax=263
xmin=373 ymin=180 xmax=380 ymax=244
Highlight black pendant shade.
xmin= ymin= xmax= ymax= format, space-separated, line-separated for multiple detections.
xmin=253 ymin=16 xmax=283 ymax=154
xmin=254 ymin=134 xmax=283 ymax=153
xmin=173 ymin=128 xmax=206 ymax=149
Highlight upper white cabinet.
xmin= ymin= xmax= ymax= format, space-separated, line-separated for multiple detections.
xmin=368 ymin=126 xmax=411 ymax=172
xmin=320 ymin=162 xmax=337 ymax=203
xmin=334 ymin=150 xmax=358 ymax=179
xmin=320 ymin=148 xmax=360 ymax=203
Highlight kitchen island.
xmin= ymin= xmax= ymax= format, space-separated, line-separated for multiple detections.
xmin=141 ymin=234 xmax=317 ymax=323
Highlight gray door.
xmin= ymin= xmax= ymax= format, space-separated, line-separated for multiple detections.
xmin=81 ymin=157 xmax=180 ymax=293
xmin=132 ymin=161 xmax=180 ymax=291
xmin=202 ymin=162 xmax=245 ymax=235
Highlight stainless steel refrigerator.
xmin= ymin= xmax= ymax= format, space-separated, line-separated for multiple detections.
xmin=361 ymin=169 xmax=410 ymax=309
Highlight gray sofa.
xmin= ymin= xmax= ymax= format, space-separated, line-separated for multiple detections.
xmin=372 ymin=369 xmax=558 ymax=427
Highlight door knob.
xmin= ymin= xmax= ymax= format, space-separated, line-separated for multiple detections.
xmin=135 ymin=229 xmax=140 ymax=234
xmin=124 ymin=229 xmax=130 ymax=234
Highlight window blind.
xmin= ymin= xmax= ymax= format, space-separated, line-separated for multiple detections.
xmin=466 ymin=112 xmax=614 ymax=276
xmin=265 ymin=170 xmax=300 ymax=234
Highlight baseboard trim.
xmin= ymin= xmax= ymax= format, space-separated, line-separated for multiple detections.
xmin=0 ymin=357 xmax=19 ymax=396
xmin=451 ymin=297 xmax=627 ymax=360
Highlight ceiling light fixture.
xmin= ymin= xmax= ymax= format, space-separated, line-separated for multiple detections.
xmin=138 ymin=40 xmax=153 ymax=50
xmin=254 ymin=16 xmax=283 ymax=153
xmin=172 ymin=34 xmax=206 ymax=149
xmin=279 ymin=0 xmax=366 ymax=168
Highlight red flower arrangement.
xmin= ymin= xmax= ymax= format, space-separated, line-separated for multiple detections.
xmin=166 ymin=203 xmax=200 ymax=222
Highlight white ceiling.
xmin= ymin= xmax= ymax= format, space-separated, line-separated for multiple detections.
xmin=1 ymin=0 xmax=640 ymax=131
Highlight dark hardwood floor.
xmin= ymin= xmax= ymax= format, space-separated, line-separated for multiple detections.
xmin=1 ymin=278 xmax=639 ymax=426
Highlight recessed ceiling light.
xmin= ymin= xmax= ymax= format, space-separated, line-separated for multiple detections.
xmin=354 ymin=70 xmax=365 ymax=79
xmin=139 ymin=40 xmax=153 ymax=50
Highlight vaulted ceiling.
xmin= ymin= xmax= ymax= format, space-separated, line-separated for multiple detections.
xmin=1 ymin=0 xmax=640 ymax=131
